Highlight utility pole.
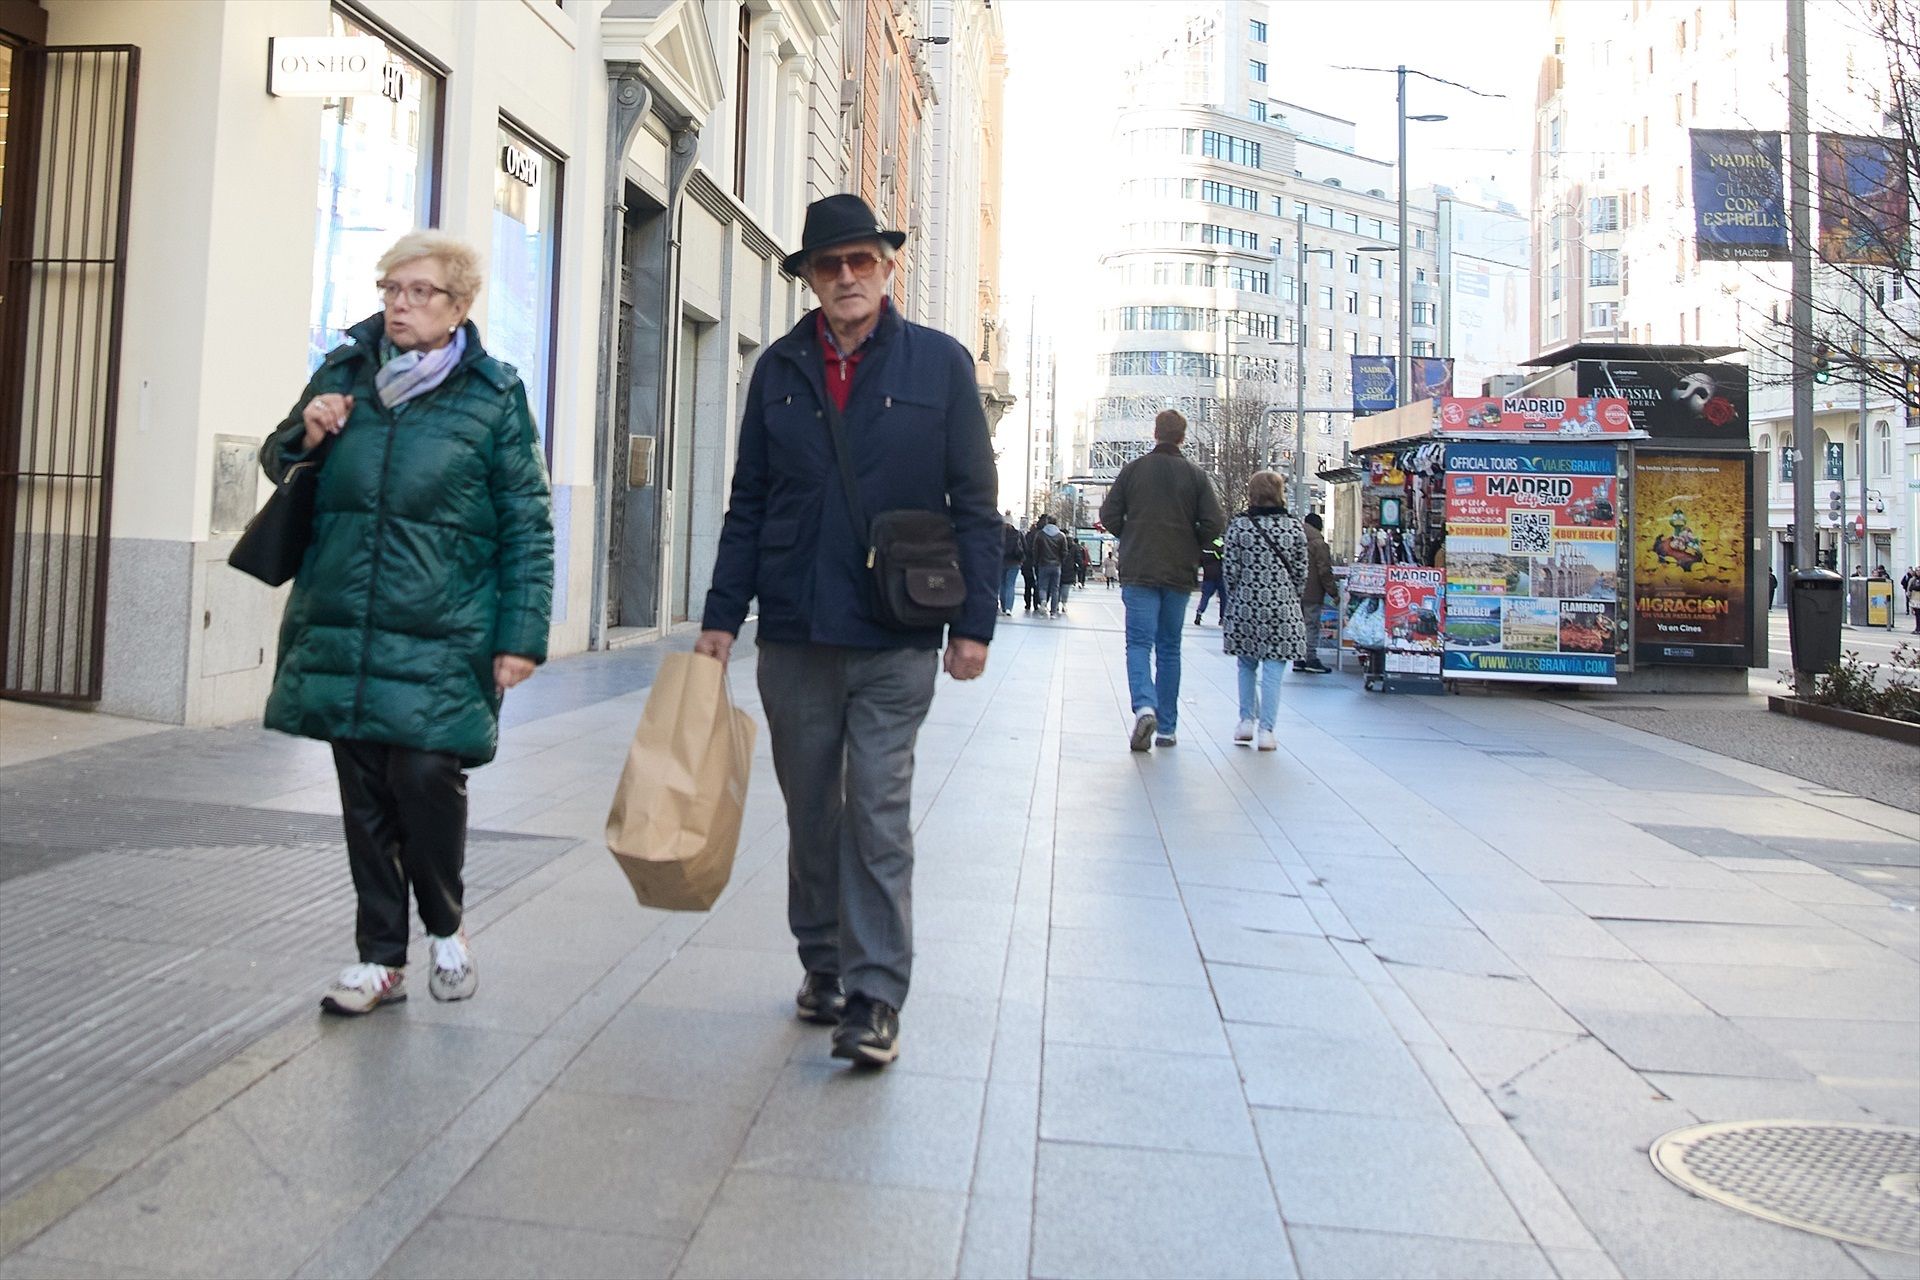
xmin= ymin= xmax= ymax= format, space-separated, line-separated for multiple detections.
xmin=1397 ymin=64 xmax=1411 ymax=407
xmin=1293 ymin=214 xmax=1309 ymax=514
xmin=1024 ymin=295 xmax=1036 ymax=521
xmin=1786 ymin=0 xmax=1816 ymax=576
xmin=1856 ymin=279 xmax=1872 ymax=583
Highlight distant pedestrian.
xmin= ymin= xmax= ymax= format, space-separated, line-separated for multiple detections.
xmin=697 ymin=193 xmax=1000 ymax=1067
xmin=1021 ymin=517 xmax=1042 ymax=611
xmin=261 ymin=230 xmax=555 ymax=1017
xmin=1000 ymin=512 xmax=1025 ymax=616
xmin=1075 ymin=542 xmax=1092 ymax=588
xmin=1103 ymin=552 xmax=1118 ymax=588
xmin=1222 ymin=471 xmax=1307 ymax=752
xmin=1769 ymin=568 xmax=1778 ymax=606
xmin=1099 ymin=408 xmax=1227 ymax=751
xmin=1904 ymin=566 xmax=1920 ymax=633
xmin=1194 ymin=535 xmax=1227 ymax=625
xmin=1033 ymin=514 xmax=1070 ymax=617
xmin=1294 ymin=512 xmax=1339 ymax=674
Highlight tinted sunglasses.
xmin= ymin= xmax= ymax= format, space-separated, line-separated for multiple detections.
xmin=810 ymin=249 xmax=883 ymax=278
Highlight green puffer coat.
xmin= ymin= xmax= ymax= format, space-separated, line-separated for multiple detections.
xmin=260 ymin=314 xmax=553 ymax=767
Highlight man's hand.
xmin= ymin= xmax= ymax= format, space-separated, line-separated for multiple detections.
xmin=494 ymin=654 xmax=536 ymax=695
xmin=943 ymin=636 xmax=988 ymax=681
xmin=300 ymin=393 xmax=354 ymax=452
xmin=694 ymin=629 xmax=735 ymax=667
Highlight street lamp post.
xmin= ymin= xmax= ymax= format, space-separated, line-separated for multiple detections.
xmin=1395 ymin=65 xmax=1448 ymax=406
xmin=1293 ymin=215 xmax=1339 ymax=515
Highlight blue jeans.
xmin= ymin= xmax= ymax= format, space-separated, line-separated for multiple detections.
xmin=1195 ymin=579 xmax=1226 ymax=621
xmin=1036 ymin=565 xmax=1064 ymax=613
xmin=1000 ymin=566 xmax=1020 ymax=612
xmin=1237 ymin=656 xmax=1285 ymax=731
xmin=1122 ymin=585 xmax=1190 ymax=734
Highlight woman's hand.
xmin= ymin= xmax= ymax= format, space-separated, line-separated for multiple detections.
xmin=494 ymin=654 xmax=536 ymax=695
xmin=300 ymin=393 xmax=355 ymax=452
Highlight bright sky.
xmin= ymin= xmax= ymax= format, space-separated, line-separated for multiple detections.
xmin=998 ymin=0 xmax=1549 ymax=416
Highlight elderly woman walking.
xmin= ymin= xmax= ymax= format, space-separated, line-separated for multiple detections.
xmin=1221 ymin=470 xmax=1308 ymax=751
xmin=260 ymin=230 xmax=553 ymax=1016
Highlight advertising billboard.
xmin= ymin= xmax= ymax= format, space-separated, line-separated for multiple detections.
xmin=1438 ymin=396 xmax=1634 ymax=436
xmin=1573 ymin=360 xmax=1749 ymax=442
xmin=1631 ymin=452 xmax=1752 ymax=667
xmin=1689 ymin=129 xmax=1790 ymax=261
xmin=1351 ymin=356 xmax=1397 ymax=417
xmin=1818 ymin=133 xmax=1913 ymax=268
xmin=1442 ymin=443 xmax=1619 ymax=684
xmin=1411 ymin=358 xmax=1455 ymax=403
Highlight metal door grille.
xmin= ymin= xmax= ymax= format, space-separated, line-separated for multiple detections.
xmin=0 ymin=46 xmax=140 ymax=702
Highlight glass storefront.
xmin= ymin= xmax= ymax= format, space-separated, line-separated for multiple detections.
xmin=488 ymin=121 xmax=560 ymax=455
xmin=308 ymin=11 xmax=440 ymax=368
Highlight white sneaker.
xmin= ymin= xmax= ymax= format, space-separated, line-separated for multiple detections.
xmin=1257 ymin=730 xmax=1278 ymax=752
xmin=321 ymin=963 xmax=406 ymax=1016
xmin=1234 ymin=719 xmax=1255 ymax=744
xmin=1129 ymin=709 xmax=1157 ymax=752
xmin=428 ymin=931 xmax=478 ymax=1002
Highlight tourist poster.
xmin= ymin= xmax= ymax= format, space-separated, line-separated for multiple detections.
xmin=1438 ymin=396 xmax=1634 ymax=436
xmin=1630 ymin=452 xmax=1752 ymax=667
xmin=1689 ymin=129 xmax=1790 ymax=261
xmin=1442 ymin=443 xmax=1619 ymax=684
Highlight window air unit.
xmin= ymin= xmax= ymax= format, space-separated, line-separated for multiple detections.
xmin=839 ymin=77 xmax=859 ymax=111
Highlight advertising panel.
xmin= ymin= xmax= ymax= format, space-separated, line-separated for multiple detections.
xmin=1384 ymin=566 xmax=1446 ymax=690
xmin=1411 ymin=358 xmax=1455 ymax=404
xmin=1689 ymin=129 xmax=1790 ymax=261
xmin=1351 ymin=356 xmax=1397 ymax=417
xmin=1574 ymin=360 xmax=1748 ymax=443
xmin=1630 ymin=452 xmax=1752 ymax=667
xmin=1438 ymin=396 xmax=1634 ymax=436
xmin=1442 ymin=443 xmax=1619 ymax=684
xmin=1342 ymin=563 xmax=1387 ymax=652
xmin=1818 ymin=133 xmax=1913 ymax=267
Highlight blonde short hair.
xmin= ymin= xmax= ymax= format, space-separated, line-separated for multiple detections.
xmin=377 ymin=230 xmax=484 ymax=304
xmin=1248 ymin=470 xmax=1287 ymax=509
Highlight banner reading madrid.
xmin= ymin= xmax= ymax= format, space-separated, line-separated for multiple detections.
xmin=1351 ymin=356 xmax=1397 ymax=417
xmin=1689 ymin=130 xmax=1788 ymax=261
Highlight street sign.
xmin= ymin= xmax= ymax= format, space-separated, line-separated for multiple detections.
xmin=1853 ymin=514 xmax=1866 ymax=538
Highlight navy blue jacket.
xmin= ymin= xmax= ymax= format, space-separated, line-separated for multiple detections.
xmin=702 ymin=304 xmax=1000 ymax=649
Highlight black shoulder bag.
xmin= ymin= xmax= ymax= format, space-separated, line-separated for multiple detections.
xmin=229 ymin=434 xmax=334 ymax=587
xmin=820 ymin=391 xmax=966 ymax=630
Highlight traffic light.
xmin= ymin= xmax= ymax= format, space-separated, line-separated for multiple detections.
xmin=1828 ymin=488 xmax=1843 ymax=518
xmin=1812 ymin=341 xmax=1832 ymax=384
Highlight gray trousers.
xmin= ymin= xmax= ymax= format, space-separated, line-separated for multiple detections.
xmin=756 ymin=641 xmax=938 ymax=1009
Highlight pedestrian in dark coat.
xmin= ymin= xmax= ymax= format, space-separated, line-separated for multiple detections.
xmin=260 ymin=230 xmax=553 ymax=1017
xmin=1097 ymin=408 xmax=1227 ymax=750
xmin=1000 ymin=514 xmax=1025 ymax=616
xmin=1294 ymin=512 xmax=1340 ymax=673
xmin=1222 ymin=471 xmax=1307 ymax=751
xmin=1021 ymin=516 xmax=1042 ymax=611
xmin=697 ymin=194 xmax=999 ymax=1067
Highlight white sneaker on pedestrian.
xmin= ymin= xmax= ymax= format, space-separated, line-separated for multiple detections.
xmin=1129 ymin=709 xmax=1157 ymax=752
xmin=321 ymin=963 xmax=406 ymax=1016
xmin=1257 ymin=729 xmax=1278 ymax=752
xmin=1233 ymin=719 xmax=1255 ymax=744
xmin=428 ymin=931 xmax=478 ymax=1002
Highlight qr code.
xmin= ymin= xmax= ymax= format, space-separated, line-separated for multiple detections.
xmin=1507 ymin=511 xmax=1553 ymax=555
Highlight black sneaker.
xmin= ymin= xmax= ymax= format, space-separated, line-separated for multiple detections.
xmin=795 ymin=971 xmax=845 ymax=1025
xmin=831 ymin=994 xmax=901 ymax=1066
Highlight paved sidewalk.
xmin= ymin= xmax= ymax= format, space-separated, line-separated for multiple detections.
xmin=1 ymin=592 xmax=1916 ymax=1279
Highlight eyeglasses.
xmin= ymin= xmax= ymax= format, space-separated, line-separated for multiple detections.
xmin=809 ymin=249 xmax=883 ymax=279
xmin=376 ymin=279 xmax=455 ymax=306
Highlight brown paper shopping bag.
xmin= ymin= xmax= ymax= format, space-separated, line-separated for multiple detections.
xmin=605 ymin=651 xmax=757 ymax=911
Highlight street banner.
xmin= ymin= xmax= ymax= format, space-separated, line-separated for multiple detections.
xmin=1442 ymin=443 xmax=1619 ymax=684
xmin=1411 ymin=357 xmax=1455 ymax=403
xmin=1818 ymin=133 xmax=1913 ymax=267
xmin=1574 ymin=360 xmax=1748 ymax=442
xmin=1689 ymin=130 xmax=1789 ymax=261
xmin=1438 ymin=396 xmax=1634 ymax=436
xmin=1351 ymin=356 xmax=1397 ymax=417
xmin=1631 ymin=452 xmax=1751 ymax=667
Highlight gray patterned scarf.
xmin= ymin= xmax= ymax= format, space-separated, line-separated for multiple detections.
xmin=375 ymin=327 xmax=467 ymax=410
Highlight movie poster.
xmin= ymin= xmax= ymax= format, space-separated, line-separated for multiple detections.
xmin=1631 ymin=452 xmax=1752 ymax=667
xmin=1442 ymin=443 xmax=1619 ymax=684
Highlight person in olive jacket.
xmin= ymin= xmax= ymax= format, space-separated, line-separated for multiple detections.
xmin=260 ymin=231 xmax=553 ymax=1018
xmin=1295 ymin=512 xmax=1341 ymax=674
xmin=696 ymin=194 xmax=999 ymax=1068
xmin=1098 ymin=408 xmax=1226 ymax=751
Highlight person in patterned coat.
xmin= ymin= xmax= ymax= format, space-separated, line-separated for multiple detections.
xmin=1221 ymin=470 xmax=1308 ymax=752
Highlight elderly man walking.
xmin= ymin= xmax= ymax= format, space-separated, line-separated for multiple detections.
xmin=1295 ymin=512 xmax=1340 ymax=674
xmin=697 ymin=194 xmax=1000 ymax=1066
xmin=1098 ymin=409 xmax=1226 ymax=751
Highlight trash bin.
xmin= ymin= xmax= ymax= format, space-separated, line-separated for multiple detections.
xmin=1788 ymin=568 xmax=1844 ymax=674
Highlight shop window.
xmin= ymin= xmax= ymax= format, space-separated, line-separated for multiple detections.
xmin=490 ymin=122 xmax=562 ymax=457
xmin=309 ymin=11 xmax=442 ymax=368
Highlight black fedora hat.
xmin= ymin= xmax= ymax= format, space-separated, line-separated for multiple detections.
xmin=783 ymin=193 xmax=907 ymax=276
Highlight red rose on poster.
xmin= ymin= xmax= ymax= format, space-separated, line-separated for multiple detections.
xmin=1703 ymin=395 xmax=1736 ymax=427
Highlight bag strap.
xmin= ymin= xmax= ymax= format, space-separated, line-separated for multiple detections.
xmin=1249 ymin=515 xmax=1291 ymax=564
xmin=818 ymin=387 xmax=872 ymax=555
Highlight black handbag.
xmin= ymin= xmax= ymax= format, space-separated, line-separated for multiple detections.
xmin=228 ymin=436 xmax=333 ymax=587
xmin=820 ymin=391 xmax=966 ymax=630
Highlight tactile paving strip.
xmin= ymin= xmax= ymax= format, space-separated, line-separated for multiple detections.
xmin=1652 ymin=1121 xmax=1920 ymax=1254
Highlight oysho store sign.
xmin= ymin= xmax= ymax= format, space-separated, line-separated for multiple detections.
xmin=268 ymin=36 xmax=386 ymax=97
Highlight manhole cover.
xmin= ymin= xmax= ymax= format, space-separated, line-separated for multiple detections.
xmin=1652 ymin=1121 xmax=1920 ymax=1255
